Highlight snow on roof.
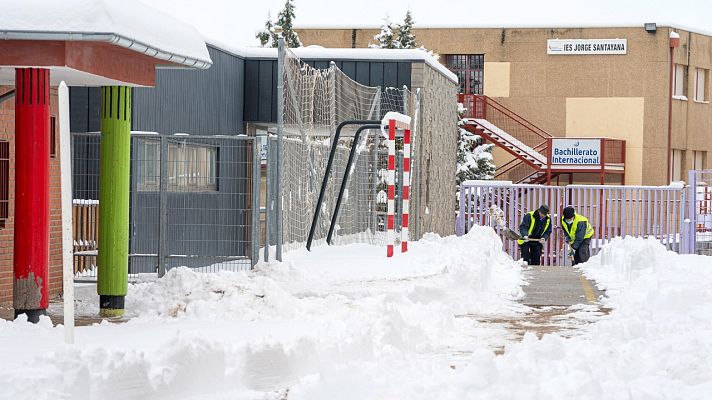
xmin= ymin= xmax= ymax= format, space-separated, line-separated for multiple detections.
xmin=296 ymin=22 xmax=712 ymax=38
xmin=204 ymin=38 xmax=457 ymax=83
xmin=0 ymin=0 xmax=212 ymax=69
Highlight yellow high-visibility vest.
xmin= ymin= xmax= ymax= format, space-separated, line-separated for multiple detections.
xmin=561 ymin=214 xmax=594 ymax=242
xmin=518 ymin=211 xmax=550 ymax=245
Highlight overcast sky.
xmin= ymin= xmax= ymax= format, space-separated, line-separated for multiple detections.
xmin=147 ymin=0 xmax=712 ymax=47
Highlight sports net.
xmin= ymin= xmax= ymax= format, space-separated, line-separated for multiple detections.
xmin=279 ymin=48 xmax=418 ymax=252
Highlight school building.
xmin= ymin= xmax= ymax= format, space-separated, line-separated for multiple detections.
xmin=296 ymin=24 xmax=712 ymax=185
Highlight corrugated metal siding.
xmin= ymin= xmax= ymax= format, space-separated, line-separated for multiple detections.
xmin=69 ymin=45 xmax=246 ymax=136
xmin=132 ymin=46 xmax=245 ymax=135
xmin=244 ymin=59 xmax=413 ymax=123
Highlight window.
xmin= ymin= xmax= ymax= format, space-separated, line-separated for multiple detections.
xmin=168 ymin=143 xmax=218 ymax=192
xmin=693 ymin=150 xmax=706 ymax=170
xmin=694 ymin=68 xmax=708 ymax=102
xmin=50 ymin=116 xmax=56 ymax=158
xmin=135 ymin=139 xmax=160 ymax=191
xmin=0 ymin=140 xmax=8 ymax=228
xmin=445 ymin=54 xmax=484 ymax=94
xmin=135 ymin=140 xmax=218 ymax=192
xmin=673 ymin=64 xmax=687 ymax=98
xmin=672 ymin=149 xmax=684 ymax=181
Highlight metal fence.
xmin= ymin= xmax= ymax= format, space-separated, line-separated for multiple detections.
xmin=456 ymin=181 xmax=688 ymax=265
xmin=71 ymin=132 xmax=260 ymax=279
xmin=686 ymin=170 xmax=712 ymax=255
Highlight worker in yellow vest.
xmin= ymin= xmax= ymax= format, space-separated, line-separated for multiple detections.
xmin=561 ymin=206 xmax=595 ymax=265
xmin=518 ymin=205 xmax=551 ymax=265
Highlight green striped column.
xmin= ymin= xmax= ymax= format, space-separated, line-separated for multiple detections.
xmin=98 ymin=86 xmax=131 ymax=317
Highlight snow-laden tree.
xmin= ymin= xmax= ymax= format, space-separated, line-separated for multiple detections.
xmin=276 ymin=0 xmax=301 ymax=48
xmin=457 ymin=103 xmax=495 ymax=183
xmin=257 ymin=1 xmax=302 ymax=48
xmin=397 ymin=10 xmax=417 ymax=49
xmin=256 ymin=12 xmax=278 ymax=47
xmin=370 ymin=17 xmax=400 ymax=49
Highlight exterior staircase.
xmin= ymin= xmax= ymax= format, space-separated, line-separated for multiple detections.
xmin=459 ymin=94 xmax=557 ymax=184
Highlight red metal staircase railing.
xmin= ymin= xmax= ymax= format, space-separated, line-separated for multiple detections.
xmin=459 ymin=94 xmax=554 ymax=183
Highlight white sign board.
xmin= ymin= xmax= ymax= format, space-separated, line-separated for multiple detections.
xmin=551 ymin=139 xmax=601 ymax=165
xmin=547 ymin=39 xmax=627 ymax=55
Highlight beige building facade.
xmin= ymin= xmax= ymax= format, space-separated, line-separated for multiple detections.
xmin=297 ymin=26 xmax=712 ymax=185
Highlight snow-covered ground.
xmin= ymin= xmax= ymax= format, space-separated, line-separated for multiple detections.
xmin=1 ymin=230 xmax=711 ymax=399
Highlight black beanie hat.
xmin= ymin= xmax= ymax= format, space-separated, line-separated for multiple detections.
xmin=538 ymin=205 xmax=550 ymax=215
xmin=563 ymin=206 xmax=575 ymax=219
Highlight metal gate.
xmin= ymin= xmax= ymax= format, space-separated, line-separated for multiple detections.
xmin=456 ymin=181 xmax=687 ymax=265
xmin=71 ymin=132 xmax=261 ymax=278
xmin=686 ymin=170 xmax=712 ymax=255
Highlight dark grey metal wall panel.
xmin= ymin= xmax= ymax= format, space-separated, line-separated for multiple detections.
xmin=271 ymin=61 xmax=278 ymax=122
xmin=69 ymin=46 xmax=245 ymax=135
xmin=342 ymin=61 xmax=356 ymax=79
xmin=132 ymin=45 xmax=245 ymax=135
xmin=257 ymin=60 xmax=274 ymax=122
xmin=384 ymin=63 xmax=398 ymax=88
xmin=69 ymin=87 xmax=102 ymax=132
xmin=397 ymin=63 xmax=411 ymax=89
xmin=243 ymin=58 xmax=415 ymax=123
xmin=69 ymin=88 xmax=89 ymax=133
xmin=244 ymin=60 xmax=259 ymax=122
xmin=355 ymin=61 xmax=370 ymax=85
xmin=369 ymin=62 xmax=384 ymax=87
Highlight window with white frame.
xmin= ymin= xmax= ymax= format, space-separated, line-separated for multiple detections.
xmin=673 ymin=64 xmax=687 ymax=98
xmin=672 ymin=149 xmax=684 ymax=181
xmin=694 ymin=68 xmax=708 ymax=102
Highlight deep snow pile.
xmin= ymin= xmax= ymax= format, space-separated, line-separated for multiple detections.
xmin=0 ymin=226 xmax=526 ymax=399
xmin=285 ymin=237 xmax=712 ymax=399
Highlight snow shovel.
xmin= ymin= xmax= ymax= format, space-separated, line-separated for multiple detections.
xmin=487 ymin=205 xmax=544 ymax=242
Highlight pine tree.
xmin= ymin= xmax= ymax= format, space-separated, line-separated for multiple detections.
xmin=256 ymin=12 xmax=277 ymax=47
xmin=456 ymin=103 xmax=495 ymax=184
xmin=370 ymin=16 xmax=399 ymax=49
xmin=397 ymin=10 xmax=417 ymax=49
xmin=275 ymin=0 xmax=301 ymax=48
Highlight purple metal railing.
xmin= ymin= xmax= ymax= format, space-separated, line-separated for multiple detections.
xmin=686 ymin=170 xmax=712 ymax=255
xmin=457 ymin=181 xmax=688 ymax=265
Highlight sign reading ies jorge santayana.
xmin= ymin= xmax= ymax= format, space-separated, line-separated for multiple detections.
xmin=547 ymin=39 xmax=627 ymax=55
xmin=551 ymin=139 xmax=601 ymax=165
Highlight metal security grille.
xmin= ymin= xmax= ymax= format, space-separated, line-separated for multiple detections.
xmin=71 ymin=132 xmax=260 ymax=279
xmin=445 ymin=54 xmax=484 ymax=95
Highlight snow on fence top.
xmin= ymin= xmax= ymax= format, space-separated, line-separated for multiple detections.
xmin=0 ymin=0 xmax=212 ymax=69
xmin=206 ymin=39 xmax=457 ymax=83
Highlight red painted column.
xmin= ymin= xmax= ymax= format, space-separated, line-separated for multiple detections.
xmin=13 ymin=68 xmax=50 ymax=323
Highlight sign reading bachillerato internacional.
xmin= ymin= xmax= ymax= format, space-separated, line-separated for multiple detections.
xmin=547 ymin=39 xmax=627 ymax=55
xmin=551 ymin=139 xmax=601 ymax=165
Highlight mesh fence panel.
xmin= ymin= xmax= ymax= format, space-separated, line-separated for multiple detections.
xmin=280 ymin=48 xmax=418 ymax=252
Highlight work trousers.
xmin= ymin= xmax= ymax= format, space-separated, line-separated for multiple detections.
xmin=520 ymin=241 xmax=543 ymax=266
xmin=573 ymin=238 xmax=592 ymax=266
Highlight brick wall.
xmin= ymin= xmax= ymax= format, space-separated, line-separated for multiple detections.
xmin=0 ymin=84 xmax=64 ymax=308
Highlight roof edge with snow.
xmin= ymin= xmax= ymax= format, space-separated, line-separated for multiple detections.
xmin=204 ymin=39 xmax=457 ymax=84
xmin=295 ymin=23 xmax=712 ymax=38
xmin=1 ymin=30 xmax=212 ymax=69
xmin=0 ymin=0 xmax=212 ymax=69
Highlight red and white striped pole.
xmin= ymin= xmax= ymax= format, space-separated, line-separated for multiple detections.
xmin=401 ymin=128 xmax=411 ymax=253
xmin=386 ymin=119 xmax=396 ymax=257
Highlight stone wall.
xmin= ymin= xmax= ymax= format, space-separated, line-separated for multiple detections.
xmin=411 ymin=64 xmax=458 ymax=238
